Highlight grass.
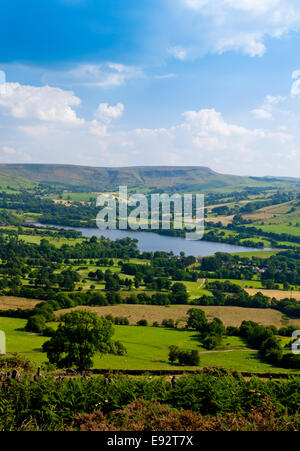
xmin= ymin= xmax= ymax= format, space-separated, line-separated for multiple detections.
xmin=245 ymin=288 xmax=300 ymax=301
xmin=242 ymin=202 xmax=300 ymax=239
xmin=207 ymin=278 xmax=264 ymax=289
xmin=55 ymin=304 xmax=300 ymax=328
xmin=0 ymin=317 xmax=47 ymax=365
xmin=181 ymin=281 xmax=212 ymax=299
xmin=18 ymin=234 xmax=84 ymax=247
xmin=53 ymin=192 xmax=98 ymax=202
xmin=0 ymin=296 xmax=40 ymax=310
xmin=257 ymin=224 xmax=300 ymax=237
xmin=200 ymin=305 xmax=300 ymax=328
xmin=0 ymin=174 xmax=35 ymax=191
xmin=1 ymin=317 xmax=299 ymax=373
xmin=231 ymin=250 xmax=280 ymax=258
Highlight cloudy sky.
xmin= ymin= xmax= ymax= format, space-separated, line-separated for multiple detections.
xmin=1 ymin=0 xmax=300 ymax=176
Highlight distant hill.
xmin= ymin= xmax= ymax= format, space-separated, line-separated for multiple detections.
xmin=0 ymin=164 xmax=298 ymax=192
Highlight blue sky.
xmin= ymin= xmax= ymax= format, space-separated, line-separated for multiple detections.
xmin=1 ymin=0 xmax=300 ymax=176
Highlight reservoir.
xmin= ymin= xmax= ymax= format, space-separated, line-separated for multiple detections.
xmin=35 ymin=224 xmax=271 ymax=257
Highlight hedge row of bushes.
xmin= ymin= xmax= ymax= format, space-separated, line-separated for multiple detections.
xmin=1 ymin=371 xmax=300 ymax=430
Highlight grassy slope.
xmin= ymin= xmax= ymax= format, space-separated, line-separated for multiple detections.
xmin=0 ymin=163 xmax=291 ymax=192
xmin=245 ymin=288 xmax=300 ymax=300
xmin=0 ymin=173 xmax=35 ymax=191
xmin=231 ymin=250 xmax=280 ymax=258
xmin=55 ymin=304 xmax=300 ymax=328
xmin=0 ymin=317 xmax=298 ymax=373
xmin=0 ymin=296 xmax=40 ymax=310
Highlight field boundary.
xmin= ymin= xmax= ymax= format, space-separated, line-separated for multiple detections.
xmin=56 ymin=368 xmax=300 ymax=379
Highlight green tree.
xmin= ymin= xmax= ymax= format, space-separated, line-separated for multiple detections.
xmin=26 ymin=314 xmax=46 ymax=333
xmin=202 ymin=334 xmax=221 ymax=350
xmin=42 ymin=310 xmax=116 ymax=370
xmin=208 ymin=318 xmax=225 ymax=337
xmin=259 ymin=336 xmax=283 ymax=364
xmin=186 ymin=308 xmax=208 ymax=333
xmin=168 ymin=345 xmax=179 ymax=363
xmin=105 ymin=276 xmax=120 ymax=292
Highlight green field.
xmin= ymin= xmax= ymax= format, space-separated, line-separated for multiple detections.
xmin=231 ymin=250 xmax=280 ymax=259
xmin=207 ymin=278 xmax=264 ymax=289
xmin=0 ymin=174 xmax=36 ymax=191
xmin=1 ymin=317 xmax=299 ymax=373
xmin=254 ymin=223 xmax=300 ymax=237
xmin=181 ymin=281 xmax=212 ymax=299
xmin=18 ymin=234 xmax=84 ymax=247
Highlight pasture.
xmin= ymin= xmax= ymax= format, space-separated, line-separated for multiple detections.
xmin=0 ymin=317 xmax=299 ymax=373
xmin=55 ymin=304 xmax=300 ymax=328
xmin=231 ymin=250 xmax=280 ymax=259
xmin=245 ymin=288 xmax=300 ymax=301
xmin=0 ymin=296 xmax=41 ymax=310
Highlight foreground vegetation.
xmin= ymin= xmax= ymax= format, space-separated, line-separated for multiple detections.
xmin=1 ymin=368 xmax=300 ymax=431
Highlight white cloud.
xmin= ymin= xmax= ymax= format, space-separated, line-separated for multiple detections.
xmin=1 ymin=74 xmax=299 ymax=176
xmin=154 ymin=74 xmax=176 ymax=80
xmin=18 ymin=125 xmax=54 ymax=136
xmin=251 ymin=95 xmax=285 ymax=119
xmin=185 ymin=0 xmax=280 ymax=14
xmin=5 ymin=103 xmax=297 ymax=175
xmin=215 ymin=33 xmax=266 ymax=57
xmin=0 ymin=144 xmax=31 ymax=162
xmin=2 ymin=145 xmax=17 ymax=154
xmin=168 ymin=46 xmax=188 ymax=60
xmin=173 ymin=0 xmax=300 ymax=57
xmin=43 ymin=63 xmax=143 ymax=88
xmin=0 ymin=83 xmax=83 ymax=124
xmin=88 ymin=120 xmax=108 ymax=137
xmin=291 ymin=71 xmax=300 ymax=97
xmin=120 ymin=107 xmax=292 ymax=172
xmin=95 ymin=102 xmax=124 ymax=123
xmin=182 ymin=108 xmax=262 ymax=136
xmin=252 ymin=109 xmax=273 ymax=120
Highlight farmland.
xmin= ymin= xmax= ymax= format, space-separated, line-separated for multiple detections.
xmin=1 ymin=174 xmax=300 ymax=379
xmin=0 ymin=296 xmax=41 ymax=310
xmin=55 ymin=304 xmax=300 ymax=329
xmin=1 ymin=317 xmax=299 ymax=373
xmin=245 ymin=288 xmax=300 ymax=301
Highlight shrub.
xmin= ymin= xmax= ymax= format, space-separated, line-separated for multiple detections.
xmin=259 ymin=337 xmax=283 ymax=364
xmin=178 ymin=350 xmax=200 ymax=366
xmin=26 ymin=314 xmax=46 ymax=333
xmin=202 ymin=334 xmax=221 ymax=350
xmin=0 ymin=354 xmax=33 ymax=371
xmin=113 ymin=317 xmax=129 ymax=326
xmin=33 ymin=302 xmax=55 ymax=322
xmin=169 ymin=347 xmax=200 ymax=366
xmin=226 ymin=326 xmax=240 ymax=336
xmin=280 ymin=353 xmax=300 ymax=369
xmin=72 ymin=398 xmax=300 ymax=432
xmin=161 ymin=318 xmax=175 ymax=328
xmin=168 ymin=345 xmax=179 ymax=363
xmin=42 ymin=326 xmax=56 ymax=337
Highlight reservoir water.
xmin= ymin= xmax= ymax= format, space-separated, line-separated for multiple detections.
xmin=35 ymin=224 xmax=271 ymax=257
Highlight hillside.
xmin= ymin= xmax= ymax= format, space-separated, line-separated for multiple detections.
xmin=0 ymin=163 xmax=297 ymax=192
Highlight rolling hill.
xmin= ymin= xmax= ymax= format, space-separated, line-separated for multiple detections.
xmin=0 ymin=164 xmax=299 ymax=192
